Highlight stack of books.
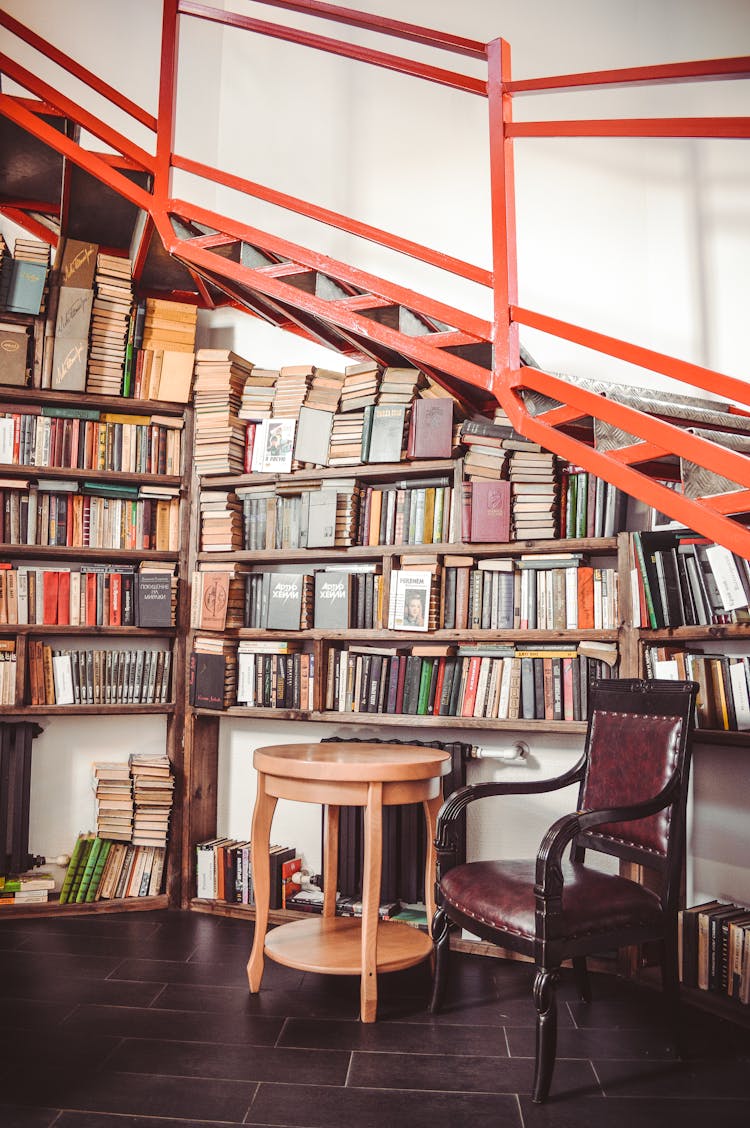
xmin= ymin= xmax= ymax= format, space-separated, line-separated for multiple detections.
xmin=0 ymin=871 xmax=55 ymax=907
xmin=340 ymin=360 xmax=381 ymax=412
xmin=328 ymin=411 xmax=365 ymax=465
xmin=138 ymin=298 xmax=197 ymax=402
xmin=460 ymin=419 xmax=512 ymax=481
xmin=273 ymin=364 xmax=314 ymax=418
xmin=377 ymin=366 xmax=422 ymax=405
xmin=0 ymin=238 xmax=49 ymax=315
xmin=509 ymin=446 xmax=560 ymax=540
xmin=333 ymin=478 xmax=360 ymax=546
xmin=130 ymin=753 xmax=174 ymax=848
xmin=193 ymin=348 xmax=250 ymax=475
xmin=238 ymin=366 xmax=277 ymax=421
xmin=199 ymin=487 xmax=243 ymax=552
xmin=303 ymin=366 xmax=346 ymax=413
xmin=93 ymin=761 xmax=134 ymax=842
xmin=87 ymin=253 xmax=133 ymax=396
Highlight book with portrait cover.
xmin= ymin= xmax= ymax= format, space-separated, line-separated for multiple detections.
xmin=388 ymin=570 xmax=432 ymax=631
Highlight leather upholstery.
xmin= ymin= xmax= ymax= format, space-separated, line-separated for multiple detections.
xmin=581 ymin=710 xmax=683 ymax=855
xmin=441 ymin=859 xmax=663 ymax=942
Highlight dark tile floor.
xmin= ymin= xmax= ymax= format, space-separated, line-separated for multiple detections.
xmin=0 ymin=910 xmax=749 ymax=1127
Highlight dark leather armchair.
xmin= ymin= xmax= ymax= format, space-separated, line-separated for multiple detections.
xmin=430 ymin=678 xmax=698 ymax=1104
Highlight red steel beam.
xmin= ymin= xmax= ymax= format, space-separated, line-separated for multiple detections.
xmin=0 ymin=55 xmax=154 ymax=171
xmin=171 ymin=153 xmax=491 ymax=287
xmin=0 ymin=206 xmax=58 ymax=246
xmin=0 ymin=94 xmax=154 ymax=212
xmin=511 ymin=305 xmax=750 ymax=409
xmin=222 ymin=0 xmax=488 ymax=59
xmin=506 ymin=56 xmax=750 ymax=95
xmin=510 ymin=367 xmax=750 ymax=490
xmin=0 ymin=8 xmax=157 ymax=131
xmin=155 ymin=0 xmax=180 ymax=207
xmin=508 ymin=118 xmax=750 ymax=139
xmin=0 ymin=198 xmax=60 ymax=215
xmin=178 ymin=2 xmax=486 ymax=96
xmin=167 ymin=231 xmax=496 ymax=391
xmin=487 ymin=38 xmax=519 ymax=380
xmin=167 ymin=198 xmax=492 ymax=340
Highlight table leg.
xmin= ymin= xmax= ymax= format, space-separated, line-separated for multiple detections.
xmin=247 ymin=773 xmax=277 ymax=993
xmin=423 ymin=794 xmax=442 ymax=937
xmin=360 ymin=781 xmax=383 ymax=1023
xmin=322 ymin=804 xmax=339 ymax=918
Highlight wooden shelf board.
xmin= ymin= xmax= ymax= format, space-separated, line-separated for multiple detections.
xmin=0 ymin=546 xmax=179 ymax=562
xmin=198 ymin=537 xmax=618 ymax=564
xmin=4 ymin=625 xmax=177 ymax=636
xmin=2 ymin=705 xmax=175 ymax=716
xmin=0 ymin=894 xmax=168 ymax=919
xmin=692 ymin=729 xmax=750 ymax=747
xmin=0 ymin=464 xmax=181 ymax=488
xmin=193 ymin=706 xmax=587 ymax=732
xmin=200 ymin=459 xmax=457 ymax=488
xmin=641 ymin=624 xmax=750 ymax=641
xmin=223 ymin=628 xmax=618 ymax=642
xmin=0 ymin=386 xmax=185 ymax=417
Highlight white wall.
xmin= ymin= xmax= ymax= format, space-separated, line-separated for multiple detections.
xmin=2 ymin=2 xmax=749 ymax=903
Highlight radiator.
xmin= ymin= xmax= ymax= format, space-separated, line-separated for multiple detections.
xmin=0 ymin=722 xmax=43 ymax=875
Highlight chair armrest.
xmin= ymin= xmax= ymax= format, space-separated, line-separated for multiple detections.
xmin=435 ymin=754 xmax=586 ymax=872
xmin=534 ymin=774 xmax=679 ymax=901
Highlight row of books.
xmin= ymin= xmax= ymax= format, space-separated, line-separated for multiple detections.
xmin=59 ymin=833 xmax=166 ymax=904
xmin=0 ymin=484 xmax=180 ymax=551
xmin=27 ymin=643 xmax=172 ymax=706
xmin=357 ymin=478 xmax=457 ymax=546
xmin=442 ymin=555 xmax=618 ymax=632
xmin=0 ymin=565 xmax=175 ymax=627
xmin=238 ymin=479 xmax=359 ymax=551
xmin=632 ymin=531 xmax=750 ymax=629
xmin=644 ymin=646 xmax=750 ymax=731
xmin=0 ymin=640 xmax=16 ymax=705
xmin=236 ymin=645 xmax=315 ymax=710
xmin=679 ymin=899 xmax=750 ymax=1003
xmin=0 ymin=407 xmax=183 ymax=476
xmin=560 ymin=464 xmax=628 ymax=540
xmin=323 ymin=642 xmax=618 ymax=720
xmin=196 ymin=838 xmax=299 ymax=910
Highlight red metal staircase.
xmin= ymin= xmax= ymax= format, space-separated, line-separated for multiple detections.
xmin=2 ymin=2 xmax=750 ymax=554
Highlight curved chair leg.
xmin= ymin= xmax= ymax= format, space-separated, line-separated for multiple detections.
xmin=532 ymin=966 xmax=560 ymax=1104
xmin=572 ymin=956 xmax=591 ymax=1002
xmin=429 ymin=905 xmax=453 ymax=1013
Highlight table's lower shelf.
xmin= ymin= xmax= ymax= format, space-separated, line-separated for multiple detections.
xmin=264 ymin=915 xmax=433 ymax=975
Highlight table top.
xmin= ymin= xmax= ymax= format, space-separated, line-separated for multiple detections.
xmin=254 ymin=742 xmax=452 ymax=783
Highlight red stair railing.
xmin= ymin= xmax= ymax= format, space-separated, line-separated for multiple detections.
xmin=1 ymin=2 xmax=749 ymax=553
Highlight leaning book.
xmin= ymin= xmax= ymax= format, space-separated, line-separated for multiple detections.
xmin=388 ymin=570 xmax=432 ymax=632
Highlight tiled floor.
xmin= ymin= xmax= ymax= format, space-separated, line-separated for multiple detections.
xmin=0 ymin=910 xmax=749 ymax=1127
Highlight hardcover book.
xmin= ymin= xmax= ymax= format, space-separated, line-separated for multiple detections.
xmin=389 ymin=570 xmax=432 ymax=631
xmin=469 ymin=480 xmax=511 ymax=543
xmin=366 ymin=405 xmax=408 ymax=463
xmin=0 ymin=324 xmax=29 ymax=385
xmin=314 ymin=571 xmax=351 ymax=629
xmin=294 ymin=406 xmax=334 ymax=466
xmin=136 ymin=572 xmax=173 ymax=627
xmin=260 ymin=418 xmax=296 ymax=473
xmin=306 ymin=489 xmax=337 ymax=548
xmin=408 ymin=398 xmax=453 ymax=459
xmin=266 ymin=572 xmax=306 ymax=630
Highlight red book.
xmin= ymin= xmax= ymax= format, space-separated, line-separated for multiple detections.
xmin=110 ymin=572 xmax=122 ymax=626
xmin=461 ymin=656 xmax=482 ymax=717
xmin=395 ymin=652 xmax=408 ymax=713
xmin=562 ymin=656 xmax=574 ymax=720
xmin=244 ymin=423 xmax=256 ymax=473
xmin=577 ymin=567 xmax=595 ymax=629
xmin=281 ymin=856 xmax=302 ymax=907
xmin=407 ymin=398 xmax=453 ymax=459
xmin=85 ymin=572 xmax=97 ymax=625
xmin=57 ymin=570 xmax=71 ymax=625
xmin=42 ymin=571 xmax=59 ymax=624
xmin=430 ymin=658 xmax=446 ymax=715
xmin=469 ymin=480 xmax=511 ymax=543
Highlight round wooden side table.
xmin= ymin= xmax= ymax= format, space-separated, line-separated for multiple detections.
xmin=247 ymin=741 xmax=451 ymax=1022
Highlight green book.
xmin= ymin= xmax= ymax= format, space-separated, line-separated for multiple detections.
xmin=80 ymin=481 xmax=140 ymax=499
xmin=41 ymin=405 xmax=101 ymax=420
xmin=58 ymin=833 xmax=89 ymax=905
xmin=66 ymin=835 xmax=95 ymax=903
xmin=75 ymin=836 xmax=104 ymax=902
xmin=85 ymin=839 xmax=112 ymax=902
xmin=416 ymin=658 xmax=433 ymax=715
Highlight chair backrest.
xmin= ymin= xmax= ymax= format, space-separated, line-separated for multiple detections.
xmin=574 ymin=679 xmax=697 ymax=895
